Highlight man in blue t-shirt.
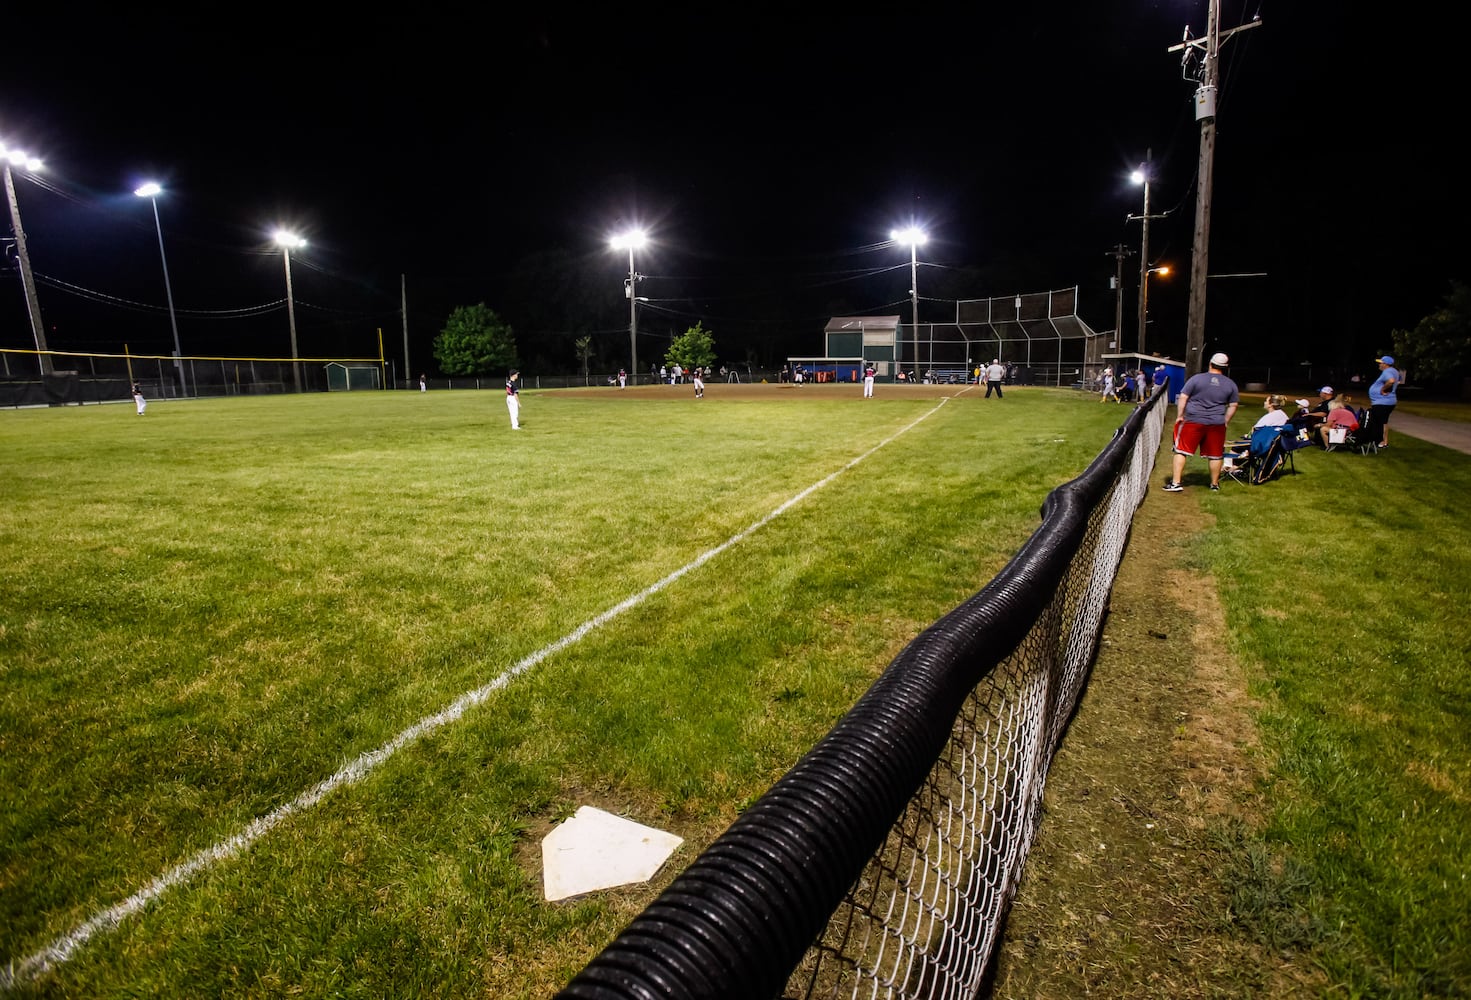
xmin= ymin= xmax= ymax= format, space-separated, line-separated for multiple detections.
xmin=1164 ymin=352 xmax=1240 ymax=493
xmin=1366 ymin=355 xmax=1400 ymax=449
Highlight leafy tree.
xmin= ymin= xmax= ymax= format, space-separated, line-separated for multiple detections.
xmin=432 ymin=304 xmax=518 ymax=376
xmin=574 ymin=335 xmax=594 ymax=384
xmin=1392 ymin=280 xmax=1471 ymax=383
xmin=665 ymin=321 xmax=716 ymax=372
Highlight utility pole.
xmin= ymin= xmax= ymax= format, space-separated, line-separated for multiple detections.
xmin=1172 ymin=2 xmax=1262 ymax=372
xmin=401 ymin=273 xmax=410 ymax=388
xmin=1106 ymin=243 xmax=1135 ymax=352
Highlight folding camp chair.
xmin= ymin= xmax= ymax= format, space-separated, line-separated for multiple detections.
xmin=1354 ymin=407 xmax=1383 ymax=454
xmin=1277 ymin=424 xmax=1309 ymax=473
xmin=1221 ymin=438 xmax=1252 ymax=485
xmin=1225 ymin=424 xmax=1291 ymax=485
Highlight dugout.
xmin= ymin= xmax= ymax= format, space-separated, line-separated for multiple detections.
xmin=1100 ymin=351 xmax=1185 ymax=403
xmin=786 ymin=356 xmax=867 ymax=383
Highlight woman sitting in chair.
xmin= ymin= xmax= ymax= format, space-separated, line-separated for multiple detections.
xmin=1253 ymin=395 xmax=1290 ymax=430
xmin=1316 ymin=398 xmax=1361 ymax=449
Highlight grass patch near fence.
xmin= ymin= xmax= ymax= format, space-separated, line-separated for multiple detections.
xmin=1 ymin=385 xmax=1124 ymax=997
xmin=1199 ymin=434 xmax=1471 ymax=998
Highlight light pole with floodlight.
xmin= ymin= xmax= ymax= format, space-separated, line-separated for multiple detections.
xmin=1128 ymin=155 xmax=1167 ymax=357
xmin=135 ymin=182 xmax=184 ymax=395
xmin=610 ymin=229 xmax=645 ymax=384
xmin=274 ymin=230 xmax=305 ymax=392
xmin=2 ymin=141 xmax=52 ymax=374
xmin=890 ymin=226 xmax=927 ymax=373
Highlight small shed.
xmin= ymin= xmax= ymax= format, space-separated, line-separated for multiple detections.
xmin=823 ymin=316 xmax=901 ymax=376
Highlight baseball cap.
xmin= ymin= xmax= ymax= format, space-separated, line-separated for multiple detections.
xmin=1295 ymin=398 xmax=1311 ymax=409
xmin=1209 ymin=352 xmax=1229 ymax=366
xmin=1319 ymin=385 xmax=1333 ymax=394
xmin=1376 ymin=355 xmax=1395 ymax=365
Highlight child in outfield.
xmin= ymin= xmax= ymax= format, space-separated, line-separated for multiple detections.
xmin=132 ymin=381 xmax=146 ymax=415
xmin=692 ymin=366 xmax=705 ymax=398
xmin=505 ymin=370 xmax=521 ymax=429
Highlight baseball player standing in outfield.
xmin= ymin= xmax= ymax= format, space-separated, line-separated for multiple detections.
xmin=692 ymin=365 xmax=705 ymax=398
xmin=505 ymin=369 xmax=521 ymax=429
xmin=131 ymin=381 xmax=147 ymax=415
xmin=863 ymin=363 xmax=876 ymax=397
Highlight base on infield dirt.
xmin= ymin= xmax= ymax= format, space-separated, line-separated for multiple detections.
xmin=541 ymin=806 xmax=683 ymax=902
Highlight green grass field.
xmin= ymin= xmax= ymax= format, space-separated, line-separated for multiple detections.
xmin=2 ymin=384 xmax=1131 ymax=997
xmin=5 ymin=385 xmax=1468 ymax=998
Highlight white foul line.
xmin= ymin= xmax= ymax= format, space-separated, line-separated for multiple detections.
xmin=3 ymin=398 xmax=948 ymax=989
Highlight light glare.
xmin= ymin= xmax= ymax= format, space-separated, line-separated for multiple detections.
xmin=890 ymin=226 xmax=927 ymax=246
xmin=273 ymin=229 xmax=306 ymax=248
xmin=134 ymin=182 xmax=162 ymax=198
xmin=610 ymin=229 xmax=647 ymax=251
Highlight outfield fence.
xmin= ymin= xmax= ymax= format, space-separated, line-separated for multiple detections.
xmin=558 ymin=391 xmax=1168 ymax=999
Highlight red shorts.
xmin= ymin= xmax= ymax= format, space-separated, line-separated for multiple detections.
xmin=1173 ymin=421 xmax=1228 ymax=460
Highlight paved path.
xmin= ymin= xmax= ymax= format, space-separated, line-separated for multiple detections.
xmin=1382 ymin=412 xmax=1471 ymax=455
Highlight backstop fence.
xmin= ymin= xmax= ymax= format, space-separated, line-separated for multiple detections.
xmin=557 ymin=390 xmax=1168 ymax=999
xmin=896 ymin=288 xmax=1098 ymax=389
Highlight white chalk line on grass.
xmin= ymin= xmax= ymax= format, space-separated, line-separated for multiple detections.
xmin=3 ymin=398 xmax=949 ymax=990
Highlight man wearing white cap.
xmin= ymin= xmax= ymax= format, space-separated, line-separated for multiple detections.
xmin=1365 ymin=355 xmax=1401 ymax=449
xmin=1163 ymin=352 xmax=1239 ymax=492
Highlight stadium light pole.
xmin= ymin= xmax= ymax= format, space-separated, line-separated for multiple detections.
xmin=891 ymin=226 xmax=927 ymax=364
xmin=2 ymin=141 xmax=52 ymax=375
xmin=1129 ymin=158 xmax=1153 ymax=356
xmin=610 ymin=229 xmax=645 ymax=384
xmin=274 ymin=229 xmax=306 ymax=392
xmin=134 ymin=182 xmax=184 ymax=395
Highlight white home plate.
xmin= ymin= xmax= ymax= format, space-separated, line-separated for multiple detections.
xmin=541 ymin=806 xmax=683 ymax=902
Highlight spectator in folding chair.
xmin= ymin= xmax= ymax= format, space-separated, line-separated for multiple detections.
xmin=1253 ymin=394 xmax=1290 ymax=431
xmin=1316 ymin=399 xmax=1361 ymax=450
xmin=1247 ymin=425 xmax=1291 ymax=483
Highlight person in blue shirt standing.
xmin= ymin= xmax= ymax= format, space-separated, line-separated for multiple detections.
xmin=1163 ymin=352 xmax=1239 ymax=493
xmin=1365 ymin=355 xmax=1400 ymax=449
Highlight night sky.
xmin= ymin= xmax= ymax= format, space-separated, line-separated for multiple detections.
xmin=1 ymin=7 xmax=1462 ymax=382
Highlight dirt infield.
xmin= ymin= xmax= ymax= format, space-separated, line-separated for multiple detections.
xmin=553 ymin=381 xmax=990 ymax=401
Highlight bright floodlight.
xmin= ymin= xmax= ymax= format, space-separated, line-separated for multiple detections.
xmin=1131 ymin=168 xmax=1146 ymax=185
xmin=273 ymin=229 xmax=306 ymax=248
xmin=890 ymin=226 xmax=928 ymax=246
xmin=134 ymin=182 xmax=162 ymax=198
xmin=610 ymin=229 xmax=647 ymax=251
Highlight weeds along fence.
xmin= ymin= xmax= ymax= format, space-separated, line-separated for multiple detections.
xmin=558 ymin=391 xmax=1168 ymax=1000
